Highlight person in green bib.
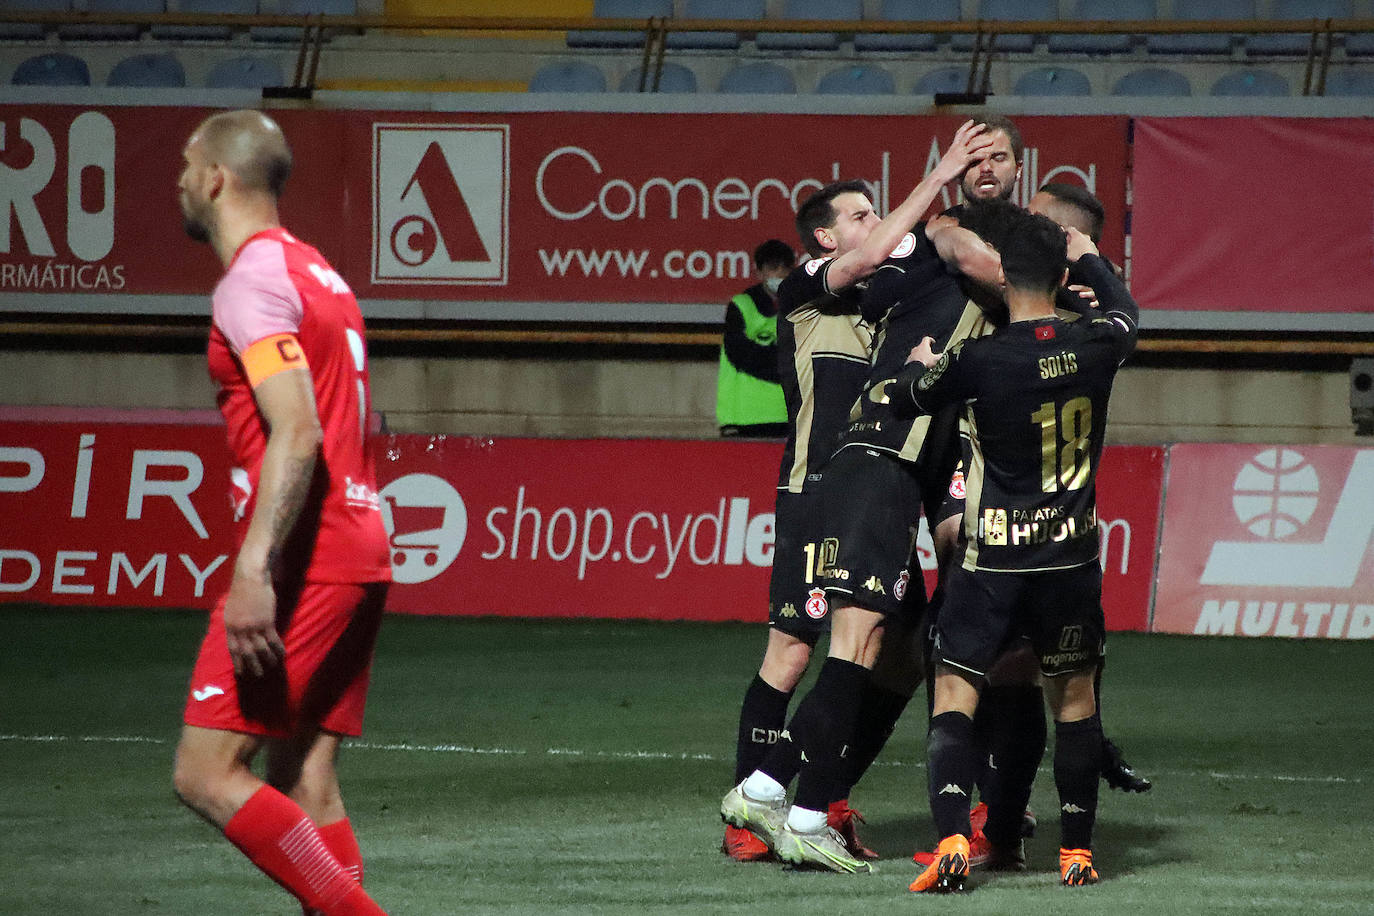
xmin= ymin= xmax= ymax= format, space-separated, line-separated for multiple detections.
xmin=716 ymin=239 xmax=796 ymax=437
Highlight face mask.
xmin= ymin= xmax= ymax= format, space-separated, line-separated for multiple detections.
xmin=764 ymin=276 xmax=783 ymax=295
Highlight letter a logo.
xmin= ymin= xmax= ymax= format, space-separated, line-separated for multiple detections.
xmin=372 ymin=123 xmax=509 ymax=285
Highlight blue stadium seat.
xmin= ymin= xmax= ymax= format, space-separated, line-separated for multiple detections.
xmin=1013 ymin=66 xmax=1091 ymax=95
xmin=152 ymin=0 xmax=257 ymax=41
xmin=718 ymin=62 xmax=796 ymax=94
xmin=568 ymin=0 xmax=672 ymax=49
xmin=855 ymin=0 xmax=960 ymax=53
xmin=1112 ymin=67 xmax=1191 ymax=96
xmin=1047 ymin=0 xmax=1156 ymax=54
xmin=1323 ymin=68 xmax=1374 ymax=94
xmin=617 ymin=62 xmax=697 ymax=93
xmin=107 ymin=52 xmax=186 ymax=87
xmin=58 ymin=0 xmax=163 ymax=40
xmin=816 ymin=64 xmax=895 ymax=95
xmin=757 ymin=0 xmax=860 ymax=52
xmin=0 ymin=0 xmax=69 ymax=40
xmin=913 ymin=65 xmax=970 ymax=95
xmin=250 ymin=0 xmax=355 ymax=41
xmin=1248 ymin=0 xmax=1351 ymax=55
xmin=952 ymin=0 xmax=1057 ymax=53
xmin=1344 ymin=31 xmax=1374 ymax=56
xmin=666 ymin=0 xmax=761 ymax=50
xmin=12 ymin=51 xmax=90 ymax=86
xmin=1210 ymin=69 xmax=1289 ymax=96
xmin=528 ymin=60 xmax=607 ymax=93
xmin=204 ymin=55 xmax=284 ymax=88
xmin=1147 ymin=0 xmax=1254 ymax=55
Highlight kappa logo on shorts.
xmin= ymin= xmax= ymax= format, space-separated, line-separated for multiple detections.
xmin=380 ymin=474 xmax=468 ymax=584
xmin=779 ymin=602 xmax=799 ymax=618
xmin=805 ymin=588 xmax=828 ymax=620
xmin=862 ymin=574 xmax=883 ymax=594
xmin=372 ymin=123 xmax=509 ymax=285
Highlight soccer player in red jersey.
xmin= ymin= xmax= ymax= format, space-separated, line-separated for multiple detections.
xmin=170 ymin=110 xmax=392 ymax=916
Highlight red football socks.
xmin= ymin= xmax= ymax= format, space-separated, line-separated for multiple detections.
xmin=318 ymin=817 xmax=364 ymax=885
xmin=225 ymin=786 xmax=385 ymax=915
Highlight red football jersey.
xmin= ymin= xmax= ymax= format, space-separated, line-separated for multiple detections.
xmin=207 ymin=227 xmax=390 ymax=584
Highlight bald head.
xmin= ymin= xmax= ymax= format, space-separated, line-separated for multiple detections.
xmin=190 ymin=109 xmax=292 ymax=199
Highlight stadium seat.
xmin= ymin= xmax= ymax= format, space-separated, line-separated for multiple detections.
xmin=1323 ymin=67 xmax=1374 ymax=94
xmin=757 ymin=0 xmax=860 ymax=52
xmin=568 ymin=0 xmax=672 ymax=49
xmin=1210 ymin=69 xmax=1289 ymax=96
xmin=152 ymin=0 xmax=257 ymax=41
xmin=528 ymin=60 xmax=607 ymax=93
xmin=718 ymin=61 xmax=796 ymax=94
xmin=913 ymin=65 xmax=970 ymax=95
xmin=11 ymin=51 xmax=90 ymax=86
xmin=107 ymin=51 xmax=187 ymax=87
xmin=666 ymin=0 xmax=762 ymax=50
xmin=952 ymin=0 xmax=1057 ymax=53
xmin=1146 ymin=0 xmax=1254 ymax=55
xmin=1013 ymin=66 xmax=1091 ymax=95
xmin=250 ymin=0 xmax=355 ymax=41
xmin=1111 ymin=67 xmax=1191 ymax=96
xmin=1248 ymin=0 xmax=1351 ymax=55
xmin=854 ymin=0 xmax=959 ymax=52
xmin=1047 ymin=0 xmax=1156 ymax=54
xmin=58 ymin=0 xmax=163 ymax=40
xmin=1344 ymin=31 xmax=1374 ymax=56
xmin=204 ymin=55 xmax=284 ymax=88
xmin=0 ymin=0 xmax=69 ymax=40
xmin=816 ymin=64 xmax=895 ymax=95
xmin=617 ymin=62 xmax=697 ymax=92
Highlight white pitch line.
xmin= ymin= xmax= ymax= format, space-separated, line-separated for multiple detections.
xmin=0 ymin=734 xmax=1361 ymax=786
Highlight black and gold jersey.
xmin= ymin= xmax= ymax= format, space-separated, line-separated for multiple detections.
xmin=836 ymin=226 xmax=994 ymax=464
xmin=775 ymin=257 xmax=874 ymax=493
xmin=892 ymin=254 xmax=1140 ymax=572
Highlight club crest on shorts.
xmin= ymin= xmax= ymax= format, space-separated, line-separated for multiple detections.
xmin=894 ymin=569 xmax=910 ymax=601
xmin=805 ymin=588 xmax=828 ymax=619
xmin=949 ymin=468 xmax=966 ymax=500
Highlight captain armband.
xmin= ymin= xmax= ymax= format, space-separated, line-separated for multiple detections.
xmin=241 ymin=333 xmax=309 ymax=388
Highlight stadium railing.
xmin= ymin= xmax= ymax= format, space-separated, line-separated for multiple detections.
xmin=3 ymin=12 xmax=1373 ymax=95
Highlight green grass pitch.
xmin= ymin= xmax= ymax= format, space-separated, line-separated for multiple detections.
xmin=2 ymin=605 xmax=1372 ymax=914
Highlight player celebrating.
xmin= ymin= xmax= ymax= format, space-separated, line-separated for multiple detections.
xmin=900 ymin=211 xmax=1139 ymax=892
xmin=171 ymin=110 xmax=392 ymax=916
xmin=722 ymin=121 xmax=995 ymax=869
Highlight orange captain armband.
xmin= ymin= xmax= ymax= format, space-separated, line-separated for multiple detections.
xmin=241 ymin=333 xmax=309 ymax=388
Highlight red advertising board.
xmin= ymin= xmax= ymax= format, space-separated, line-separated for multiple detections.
xmin=1 ymin=414 xmax=1160 ymax=630
xmin=1131 ymin=117 xmax=1374 ymax=324
xmin=1153 ymin=444 xmax=1374 ymax=639
xmin=0 ymin=105 xmax=1127 ymax=314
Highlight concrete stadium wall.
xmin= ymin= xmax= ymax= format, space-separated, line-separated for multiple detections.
xmin=0 ymin=349 xmax=1362 ymax=445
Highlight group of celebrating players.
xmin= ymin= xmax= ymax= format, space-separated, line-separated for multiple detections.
xmin=719 ymin=115 xmax=1151 ymax=894
xmin=164 ymin=106 xmax=1151 ymax=913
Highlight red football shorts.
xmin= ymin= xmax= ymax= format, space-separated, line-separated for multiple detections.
xmin=183 ymin=581 xmax=388 ymax=738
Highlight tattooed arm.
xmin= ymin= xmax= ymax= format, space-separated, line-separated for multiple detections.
xmin=223 ymin=366 xmax=323 ymax=677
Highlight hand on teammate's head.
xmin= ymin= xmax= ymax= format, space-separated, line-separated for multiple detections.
xmin=1065 ymin=226 xmax=1098 ymax=262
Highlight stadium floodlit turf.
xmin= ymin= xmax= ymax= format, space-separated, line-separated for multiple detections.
xmin=2 ymin=605 xmax=1372 ymax=915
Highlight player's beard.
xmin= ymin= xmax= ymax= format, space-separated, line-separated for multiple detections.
xmin=180 ymin=194 xmax=213 ymax=244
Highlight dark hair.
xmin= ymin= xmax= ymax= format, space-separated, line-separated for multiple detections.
xmin=754 ymin=238 xmax=795 ymax=271
xmin=999 ymin=211 xmax=1068 ymax=296
xmin=980 ymin=115 xmax=1024 ymax=165
xmin=795 ymin=179 xmax=872 ymax=257
xmin=956 ymin=197 xmax=1023 ymax=253
xmin=1037 ymin=182 xmax=1105 ymax=243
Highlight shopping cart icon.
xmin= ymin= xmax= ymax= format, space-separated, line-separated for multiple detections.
xmin=385 ymin=495 xmax=448 ymax=568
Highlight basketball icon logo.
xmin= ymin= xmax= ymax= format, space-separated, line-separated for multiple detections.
xmin=1231 ymin=448 xmax=1319 ymax=539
